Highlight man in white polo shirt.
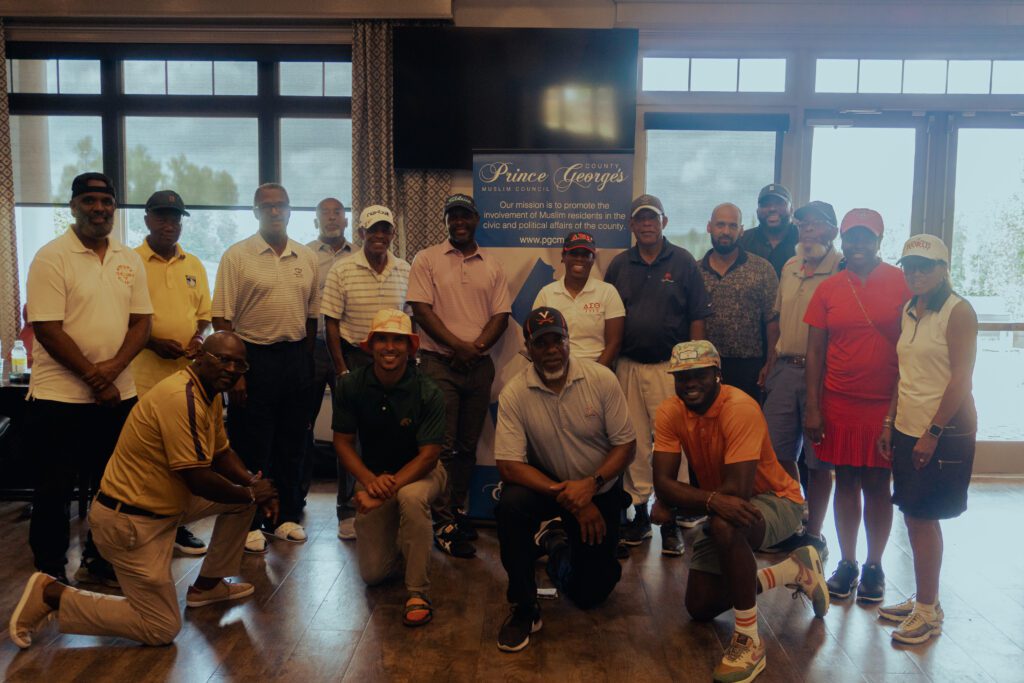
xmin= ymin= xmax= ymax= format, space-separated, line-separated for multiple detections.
xmin=321 ymin=204 xmax=410 ymax=540
xmin=26 ymin=172 xmax=153 ymax=587
xmin=532 ymin=231 xmax=624 ymax=368
xmin=493 ymin=307 xmax=636 ymax=653
xmin=301 ymin=197 xmax=353 ymax=523
xmin=212 ymin=182 xmax=320 ymax=553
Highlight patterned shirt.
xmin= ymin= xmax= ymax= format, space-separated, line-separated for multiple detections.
xmin=699 ymin=247 xmax=778 ymax=359
xmin=306 ymin=238 xmax=354 ymax=338
xmin=320 ymin=250 xmax=411 ymax=346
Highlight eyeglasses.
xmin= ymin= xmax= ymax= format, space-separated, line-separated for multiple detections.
xmin=797 ymin=219 xmax=832 ymax=230
xmin=255 ymin=202 xmax=290 ymax=213
xmin=901 ymin=260 xmax=940 ymax=275
xmin=204 ymin=351 xmax=250 ymax=372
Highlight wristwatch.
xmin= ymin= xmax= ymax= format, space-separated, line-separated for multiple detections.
xmin=927 ymin=423 xmax=944 ymax=438
xmin=592 ymin=473 xmax=606 ymax=488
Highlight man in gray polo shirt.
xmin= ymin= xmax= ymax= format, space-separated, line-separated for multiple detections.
xmin=493 ymin=307 xmax=636 ymax=653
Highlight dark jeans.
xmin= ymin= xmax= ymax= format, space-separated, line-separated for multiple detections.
xmin=420 ymin=352 xmax=495 ymax=525
xmin=336 ymin=341 xmax=373 ymax=520
xmin=496 ymin=481 xmax=624 ymax=609
xmin=720 ymin=356 xmax=764 ymax=402
xmin=228 ymin=340 xmax=311 ymax=530
xmin=301 ymin=338 xmax=337 ymax=502
xmin=28 ymin=397 xmax=136 ymax=574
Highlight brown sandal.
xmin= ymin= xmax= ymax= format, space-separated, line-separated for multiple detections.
xmin=403 ymin=594 xmax=433 ymax=627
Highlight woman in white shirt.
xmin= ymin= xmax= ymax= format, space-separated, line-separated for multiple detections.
xmin=877 ymin=234 xmax=978 ymax=646
xmin=533 ymin=231 xmax=625 ymax=368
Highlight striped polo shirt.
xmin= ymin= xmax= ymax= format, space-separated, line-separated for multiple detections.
xmin=212 ymin=233 xmax=320 ymax=345
xmin=101 ymin=367 xmax=229 ymax=516
xmin=319 ymin=249 xmax=411 ymax=345
xmin=306 ymin=237 xmax=354 ymax=338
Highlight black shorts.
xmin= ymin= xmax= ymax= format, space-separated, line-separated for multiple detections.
xmin=891 ymin=428 xmax=975 ymax=520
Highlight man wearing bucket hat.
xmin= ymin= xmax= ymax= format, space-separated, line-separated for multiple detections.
xmin=651 ymin=340 xmax=828 ymax=683
xmin=321 ymin=204 xmax=411 ymax=540
xmin=332 ymin=309 xmax=447 ymax=627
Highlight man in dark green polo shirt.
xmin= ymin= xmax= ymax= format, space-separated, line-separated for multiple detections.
xmin=333 ymin=309 xmax=447 ymax=627
xmin=737 ymin=184 xmax=799 ymax=278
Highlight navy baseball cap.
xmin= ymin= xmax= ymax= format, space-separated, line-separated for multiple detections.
xmin=794 ymin=201 xmax=837 ymax=227
xmin=71 ymin=172 xmax=116 ymax=200
xmin=145 ymin=190 xmax=191 ymax=216
xmin=523 ymin=307 xmax=569 ymax=343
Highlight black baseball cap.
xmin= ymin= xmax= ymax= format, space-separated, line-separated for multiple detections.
xmin=563 ymin=231 xmax=596 ymax=253
xmin=794 ymin=201 xmax=837 ymax=227
xmin=444 ymin=193 xmax=478 ymax=215
xmin=71 ymin=172 xmax=116 ymax=200
xmin=630 ymin=194 xmax=665 ymax=218
xmin=145 ymin=190 xmax=191 ymax=216
xmin=523 ymin=307 xmax=569 ymax=343
xmin=757 ymin=183 xmax=792 ymax=204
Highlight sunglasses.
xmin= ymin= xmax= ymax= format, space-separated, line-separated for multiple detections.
xmin=901 ymin=260 xmax=940 ymax=275
xmin=204 ymin=351 xmax=250 ymax=372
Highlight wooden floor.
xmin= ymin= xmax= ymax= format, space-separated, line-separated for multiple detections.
xmin=0 ymin=478 xmax=1021 ymax=683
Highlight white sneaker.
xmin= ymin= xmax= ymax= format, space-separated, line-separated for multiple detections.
xmin=272 ymin=521 xmax=307 ymax=543
xmin=337 ymin=517 xmax=356 ymax=541
xmin=244 ymin=529 xmax=268 ymax=554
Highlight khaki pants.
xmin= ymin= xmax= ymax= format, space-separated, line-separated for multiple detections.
xmin=616 ymin=357 xmax=691 ymax=505
xmin=355 ymin=465 xmax=447 ymax=594
xmin=58 ymin=497 xmax=256 ymax=646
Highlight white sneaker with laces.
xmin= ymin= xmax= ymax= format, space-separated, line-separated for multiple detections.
xmin=337 ymin=517 xmax=356 ymax=541
xmin=244 ymin=529 xmax=268 ymax=554
xmin=272 ymin=521 xmax=307 ymax=543
xmin=891 ymin=610 xmax=943 ymax=645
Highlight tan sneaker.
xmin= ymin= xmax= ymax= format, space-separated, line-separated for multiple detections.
xmin=788 ymin=546 xmax=830 ymax=618
xmin=9 ymin=572 xmax=56 ymax=649
xmin=713 ymin=632 xmax=766 ymax=683
xmin=186 ymin=579 xmax=255 ymax=608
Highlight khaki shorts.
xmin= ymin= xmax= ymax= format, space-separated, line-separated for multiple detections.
xmin=688 ymin=493 xmax=804 ymax=575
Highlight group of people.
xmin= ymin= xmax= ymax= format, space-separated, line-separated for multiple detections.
xmin=8 ymin=172 xmax=976 ymax=683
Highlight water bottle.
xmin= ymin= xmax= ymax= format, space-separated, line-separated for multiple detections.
xmin=11 ymin=340 xmax=28 ymax=378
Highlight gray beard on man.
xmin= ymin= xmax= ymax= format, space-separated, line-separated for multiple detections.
xmin=797 ymin=242 xmax=830 ymax=260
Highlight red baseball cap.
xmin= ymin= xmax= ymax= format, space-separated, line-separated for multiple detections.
xmin=840 ymin=208 xmax=884 ymax=237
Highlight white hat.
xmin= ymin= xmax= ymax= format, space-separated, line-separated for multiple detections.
xmin=358 ymin=205 xmax=395 ymax=231
xmin=898 ymin=234 xmax=949 ymax=264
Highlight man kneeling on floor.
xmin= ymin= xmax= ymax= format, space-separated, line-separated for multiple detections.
xmin=333 ymin=309 xmax=447 ymax=627
xmin=652 ymin=340 xmax=829 ymax=683
xmin=10 ymin=331 xmax=279 ymax=648
xmin=493 ymin=307 xmax=636 ymax=652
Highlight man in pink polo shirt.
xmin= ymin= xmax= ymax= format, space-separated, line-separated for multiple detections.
xmin=407 ymin=193 xmax=511 ymax=558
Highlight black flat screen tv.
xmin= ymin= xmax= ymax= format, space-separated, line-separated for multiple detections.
xmin=392 ymin=27 xmax=638 ymax=170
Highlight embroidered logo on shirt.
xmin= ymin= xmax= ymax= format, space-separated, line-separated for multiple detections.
xmin=582 ymin=302 xmax=602 ymax=314
xmin=400 ymin=417 xmax=412 ymax=427
xmin=116 ymin=265 xmax=135 ymax=285
xmin=185 ymin=275 xmax=197 ymax=288
xmin=585 ymin=405 xmax=599 ymax=418
xmin=293 ymin=267 xmax=304 ymax=278
xmin=661 ymin=272 xmax=675 ymax=284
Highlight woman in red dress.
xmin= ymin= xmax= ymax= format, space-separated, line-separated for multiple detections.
xmin=803 ymin=209 xmax=911 ymax=604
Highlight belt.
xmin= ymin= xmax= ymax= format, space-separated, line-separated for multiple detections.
xmin=96 ymin=492 xmax=171 ymax=519
xmin=779 ymin=355 xmax=806 ymax=367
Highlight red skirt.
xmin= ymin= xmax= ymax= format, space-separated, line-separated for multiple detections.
xmin=817 ymin=389 xmax=891 ymax=469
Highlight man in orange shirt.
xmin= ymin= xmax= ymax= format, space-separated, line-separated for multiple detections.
xmin=652 ymin=340 xmax=829 ymax=683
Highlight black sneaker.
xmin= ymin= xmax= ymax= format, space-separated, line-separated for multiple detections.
xmin=661 ymin=522 xmax=684 ymax=557
xmin=615 ymin=541 xmax=630 ymax=560
xmin=856 ymin=563 xmax=886 ymax=603
xmin=434 ymin=523 xmax=476 ymax=558
xmin=826 ymin=559 xmax=859 ymax=599
xmin=454 ymin=512 xmax=479 ymax=541
xmin=804 ymin=534 xmax=829 ymax=564
xmin=174 ymin=526 xmax=208 ymax=556
xmin=769 ymin=531 xmax=830 ymax=563
xmin=74 ymin=559 xmax=120 ymax=589
xmin=534 ymin=518 xmax=564 ymax=559
xmin=497 ymin=602 xmax=542 ymax=652
xmin=620 ymin=504 xmax=652 ymax=546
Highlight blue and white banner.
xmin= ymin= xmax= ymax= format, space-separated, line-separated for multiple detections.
xmin=467 ymin=152 xmax=634 ymax=520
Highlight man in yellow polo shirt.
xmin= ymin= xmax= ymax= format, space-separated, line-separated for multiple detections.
xmin=10 ymin=332 xmax=279 ymax=649
xmin=652 ymin=340 xmax=828 ymax=683
xmin=131 ymin=189 xmax=212 ymax=557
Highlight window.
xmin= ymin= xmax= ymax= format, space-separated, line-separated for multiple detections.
xmin=815 ymin=58 xmax=1024 ymax=95
xmin=6 ymin=43 xmax=353 ymax=293
xmin=644 ymin=114 xmax=784 ymax=257
xmin=642 ymin=57 xmax=786 ymax=93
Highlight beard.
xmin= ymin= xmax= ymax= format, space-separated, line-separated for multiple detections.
xmin=539 ymin=366 xmax=567 ymax=382
xmin=321 ymin=226 xmax=343 ymax=238
xmin=797 ymin=242 xmax=829 ymax=260
xmin=712 ymin=241 xmax=738 ymax=255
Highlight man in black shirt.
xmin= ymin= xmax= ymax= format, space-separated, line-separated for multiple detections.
xmin=737 ymin=184 xmax=799 ymax=278
xmin=604 ymin=194 xmax=712 ymax=556
xmin=333 ymin=309 xmax=447 ymax=627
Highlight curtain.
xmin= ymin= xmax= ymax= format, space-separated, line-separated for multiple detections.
xmin=351 ymin=20 xmax=451 ymax=261
xmin=0 ymin=19 xmax=22 ymax=356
